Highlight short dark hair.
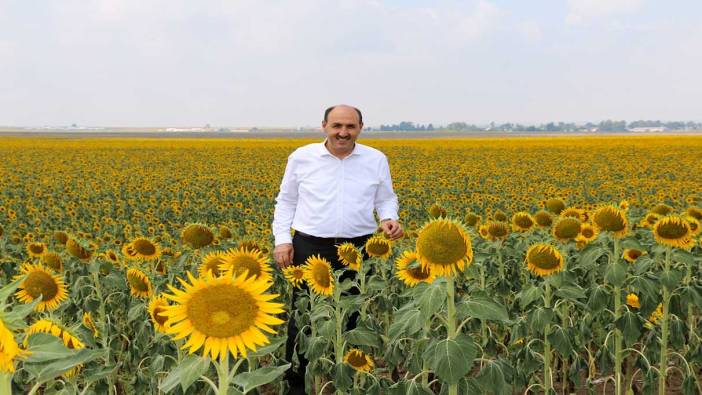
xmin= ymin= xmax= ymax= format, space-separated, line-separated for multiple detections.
xmin=323 ymin=105 xmax=363 ymax=125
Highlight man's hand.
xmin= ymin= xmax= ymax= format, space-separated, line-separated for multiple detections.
xmin=274 ymin=243 xmax=294 ymax=268
xmin=380 ymin=219 xmax=403 ymax=241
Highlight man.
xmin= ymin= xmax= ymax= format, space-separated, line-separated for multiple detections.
xmin=272 ymin=104 xmax=402 ymax=394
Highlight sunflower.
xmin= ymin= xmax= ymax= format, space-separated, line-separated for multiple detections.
xmin=283 ymin=266 xmax=305 ymax=288
xmin=645 ymin=304 xmax=664 ymax=328
xmin=219 ymin=225 xmax=233 ymax=239
xmin=41 ymin=252 xmax=63 ymax=272
xmin=652 ymin=216 xmax=695 ymax=249
xmin=82 ymin=312 xmax=99 ymax=337
xmin=484 ymin=220 xmax=510 ymax=242
xmin=619 ymin=200 xmax=630 ymax=211
xmin=239 ymin=239 xmax=263 ymax=254
xmin=478 ymin=225 xmax=489 ymax=239
xmin=493 ymin=210 xmax=508 ymax=222
xmin=560 ymin=207 xmax=587 ymax=222
xmin=464 ymin=212 xmax=481 ymax=227
xmin=220 ymin=247 xmax=272 ymax=281
xmin=365 ymin=235 xmax=393 ymax=260
xmin=129 ymin=237 xmax=161 ymax=260
xmin=161 ymin=271 xmax=284 ymax=360
xmin=415 ymin=217 xmax=473 ymax=277
xmin=651 ymin=204 xmax=673 ymax=216
xmin=552 ymin=217 xmax=581 ymax=243
xmin=683 ymin=215 xmax=701 ymax=236
xmin=337 ymin=242 xmax=362 ymax=270
xmin=576 ymin=223 xmax=599 ymax=243
xmin=686 ymin=206 xmax=702 ymax=221
xmin=623 ymin=248 xmax=646 ymax=263
xmin=66 ymin=238 xmax=92 ymax=260
xmin=591 ymin=205 xmax=628 ymax=238
xmin=545 ymin=198 xmax=566 ymax=215
xmin=0 ymin=318 xmax=26 ymax=373
xmin=24 ymin=319 xmax=84 ymax=377
xmin=14 ymin=263 xmax=68 ymax=312
xmin=395 ymin=250 xmax=434 ymax=287
xmin=103 ymin=249 xmax=120 ymax=264
xmin=625 ymin=293 xmax=640 ymax=309
xmin=148 ymin=295 xmax=170 ymax=333
xmin=525 ymin=243 xmax=565 ymax=277
xmin=26 ymin=242 xmax=47 ymax=258
xmin=511 ymin=212 xmax=535 ymax=232
xmin=534 ymin=210 xmax=553 ymax=228
xmin=198 ymin=251 xmax=227 ymax=278
xmin=126 ymin=268 xmax=153 ymax=298
xmin=343 ymin=348 xmax=374 ymax=372
xmin=53 ymin=231 xmax=69 ymax=245
xmin=427 ymin=203 xmax=447 ymax=219
xmin=302 ymin=255 xmax=334 ymax=296
xmin=638 ymin=212 xmax=661 ymax=228
xmin=181 ymin=223 xmax=214 ymax=249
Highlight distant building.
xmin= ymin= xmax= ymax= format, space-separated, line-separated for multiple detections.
xmin=628 ymin=127 xmax=668 ymax=132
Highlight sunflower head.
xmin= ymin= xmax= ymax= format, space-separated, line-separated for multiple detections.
xmin=219 ymin=226 xmax=233 ymax=239
xmin=592 ymin=205 xmax=628 ymax=238
xmin=283 ymin=266 xmax=305 ymax=288
xmin=303 ymin=255 xmax=334 ymax=296
xmin=0 ymin=318 xmax=27 ymax=373
xmin=161 ymin=271 xmax=284 ymax=360
xmin=238 ymin=239 xmax=263 ymax=254
xmin=485 ymin=221 xmax=510 ymax=242
xmin=493 ymin=210 xmax=508 ymax=222
xmin=337 ymin=242 xmax=362 ymax=270
xmin=652 ymin=216 xmax=695 ymax=249
xmin=651 ymin=203 xmax=673 ymax=216
xmin=545 ymin=198 xmax=566 ymax=215
xmin=343 ymin=348 xmax=374 ymax=372
xmin=14 ymin=263 xmax=68 ymax=311
xmin=619 ymin=200 xmax=630 ymax=211
xmin=66 ymin=238 xmax=92 ymax=260
xmin=511 ymin=212 xmax=535 ymax=232
xmin=416 ymin=217 xmax=473 ymax=277
xmin=685 ymin=206 xmax=702 ymax=221
xmin=623 ymin=248 xmax=646 ymax=263
xmin=576 ymin=223 xmax=599 ymax=243
xmin=552 ymin=217 xmax=581 ymax=243
xmin=198 ymin=251 xmax=227 ymax=278
xmin=148 ymin=295 xmax=170 ymax=333
xmin=26 ymin=242 xmax=47 ymax=258
xmin=464 ymin=212 xmax=481 ymax=227
xmin=364 ymin=236 xmax=392 ymax=261
xmin=220 ymin=247 xmax=272 ymax=281
xmin=53 ymin=231 xmax=69 ymax=245
xmin=525 ymin=243 xmax=565 ymax=277
xmin=639 ymin=212 xmax=662 ymax=228
xmin=395 ymin=250 xmax=434 ymax=287
xmin=625 ymin=293 xmax=640 ymax=309
xmin=534 ymin=210 xmax=553 ymax=228
xmin=560 ymin=207 xmax=587 ymax=222
xmin=82 ymin=312 xmax=99 ymax=337
xmin=181 ymin=224 xmax=214 ymax=249
xmin=41 ymin=252 xmax=63 ymax=272
xmin=427 ymin=203 xmax=447 ymax=219
xmin=126 ymin=268 xmax=153 ymax=298
xmin=129 ymin=237 xmax=161 ymax=260
xmin=683 ymin=215 xmax=701 ymax=236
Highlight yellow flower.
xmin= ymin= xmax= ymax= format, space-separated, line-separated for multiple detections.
xmin=302 ymin=255 xmax=334 ymax=296
xmin=623 ymin=248 xmax=646 ymax=263
xmin=652 ymin=216 xmax=695 ymax=249
xmin=343 ymin=348 xmax=374 ymax=372
xmin=220 ymin=247 xmax=272 ymax=282
xmin=126 ymin=268 xmax=153 ymax=298
xmin=364 ymin=236 xmax=393 ymax=261
xmin=24 ymin=319 xmax=84 ymax=377
xmin=283 ymin=266 xmax=305 ymax=288
xmin=395 ymin=250 xmax=435 ymax=287
xmin=82 ymin=312 xmax=99 ymax=337
xmin=161 ymin=271 xmax=284 ymax=360
xmin=14 ymin=263 xmax=68 ymax=312
xmin=148 ymin=295 xmax=170 ymax=333
xmin=591 ymin=205 xmax=628 ymax=238
xmin=337 ymin=242 xmax=363 ymax=270
xmin=525 ymin=244 xmax=564 ymax=277
xmin=625 ymin=293 xmax=640 ymax=309
xmin=416 ymin=218 xmax=473 ymax=277
xmin=0 ymin=318 xmax=27 ymax=373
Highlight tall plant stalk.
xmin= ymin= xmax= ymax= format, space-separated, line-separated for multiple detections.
xmin=658 ymin=247 xmax=672 ymax=395
xmin=543 ymin=280 xmax=553 ymax=393
xmin=446 ymin=276 xmax=458 ymax=395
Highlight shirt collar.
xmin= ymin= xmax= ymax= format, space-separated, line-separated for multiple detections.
xmin=319 ymin=139 xmax=361 ymax=158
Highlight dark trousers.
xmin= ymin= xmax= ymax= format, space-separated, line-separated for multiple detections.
xmin=284 ymin=231 xmax=373 ymax=392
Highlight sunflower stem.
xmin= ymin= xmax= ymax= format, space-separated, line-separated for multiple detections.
xmin=658 ymin=246 xmax=672 ymax=395
xmin=0 ymin=373 xmax=12 ymax=395
xmin=421 ymin=318 xmax=431 ymax=388
xmin=446 ymin=275 xmax=458 ymax=395
xmin=543 ymin=279 xmax=552 ymax=393
xmin=216 ymin=355 xmax=230 ymax=395
xmin=334 ymin=279 xmax=344 ymax=395
xmin=91 ymin=263 xmax=114 ymax=395
xmin=685 ymin=261 xmax=697 ymax=349
xmin=479 ymin=262 xmax=487 ymax=342
xmin=612 ymin=236 xmax=623 ymax=395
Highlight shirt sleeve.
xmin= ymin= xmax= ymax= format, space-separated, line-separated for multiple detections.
xmin=374 ymin=155 xmax=399 ymax=221
xmin=272 ymin=153 xmax=299 ymax=245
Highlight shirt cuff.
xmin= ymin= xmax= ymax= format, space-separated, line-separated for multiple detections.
xmin=274 ymin=232 xmax=293 ymax=246
xmin=377 ymin=209 xmax=399 ymax=222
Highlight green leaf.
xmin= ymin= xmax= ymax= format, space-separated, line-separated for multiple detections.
xmin=474 ymin=360 xmax=507 ymax=395
xmin=555 ymin=284 xmax=586 ymax=301
xmin=333 ymin=362 xmax=354 ymax=391
xmin=345 ymin=327 xmax=381 ymax=348
xmin=24 ymin=334 xmax=101 ymax=383
xmin=460 ymin=296 xmax=510 ymax=322
xmin=2 ymin=298 xmax=40 ymax=330
xmin=579 ymin=245 xmax=606 ymax=268
xmin=427 ymin=334 xmax=476 ymax=385
xmin=303 ymin=336 xmax=329 ymax=361
xmin=415 ymin=282 xmax=446 ymax=320
xmin=528 ymin=307 xmax=554 ymax=334
xmin=661 ymin=269 xmax=683 ymax=291
xmin=389 ymin=308 xmax=423 ymax=341
xmin=673 ymin=250 xmax=694 ymax=266
xmin=25 ymin=333 xmax=76 ymax=362
xmin=587 ymin=285 xmax=610 ymax=314
xmin=0 ymin=277 xmax=23 ymax=304
xmin=616 ymin=310 xmax=642 ymax=347
xmin=518 ymin=285 xmax=543 ymax=309
xmin=547 ymin=327 xmax=574 ymax=356
xmin=158 ymin=355 xmax=211 ymax=393
xmin=248 ymin=336 xmax=286 ymax=358
xmin=127 ymin=303 xmax=144 ymax=323
xmin=232 ymin=363 xmax=291 ymax=393
xmin=604 ymin=262 xmax=627 ymax=286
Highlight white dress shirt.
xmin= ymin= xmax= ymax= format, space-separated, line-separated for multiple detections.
xmin=272 ymin=140 xmax=399 ymax=246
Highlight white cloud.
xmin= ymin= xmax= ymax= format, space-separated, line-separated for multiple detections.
xmin=566 ymin=0 xmax=642 ymax=25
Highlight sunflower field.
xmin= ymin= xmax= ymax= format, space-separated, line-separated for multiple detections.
xmin=0 ymin=136 xmax=701 ymax=394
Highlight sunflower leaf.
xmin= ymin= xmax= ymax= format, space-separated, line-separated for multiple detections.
xmin=24 ymin=334 xmax=101 ymax=382
xmin=345 ymin=327 xmax=381 ymax=348
xmin=615 ymin=310 xmax=642 ymax=347
xmin=158 ymin=354 xmax=210 ymax=393
xmin=474 ymin=360 xmax=508 ymax=395
xmin=0 ymin=277 xmax=24 ymax=304
xmin=248 ymin=336 xmax=286 ymax=358
xmin=388 ymin=308 xmax=423 ymax=341
xmin=604 ymin=262 xmax=627 ymax=287
xmin=460 ymin=296 xmax=510 ymax=322
xmin=428 ymin=334 xmax=476 ymax=385
xmin=415 ymin=282 xmax=446 ymax=320
xmin=232 ymin=363 xmax=291 ymax=393
xmin=2 ymin=297 xmax=40 ymax=330
xmin=517 ymin=285 xmax=543 ymax=309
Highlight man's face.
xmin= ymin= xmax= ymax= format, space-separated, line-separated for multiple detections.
xmin=322 ymin=106 xmax=362 ymax=153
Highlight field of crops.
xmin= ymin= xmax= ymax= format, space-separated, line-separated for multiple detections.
xmin=0 ymin=136 xmax=701 ymax=394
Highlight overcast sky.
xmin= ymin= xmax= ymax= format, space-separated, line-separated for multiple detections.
xmin=0 ymin=0 xmax=700 ymax=127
